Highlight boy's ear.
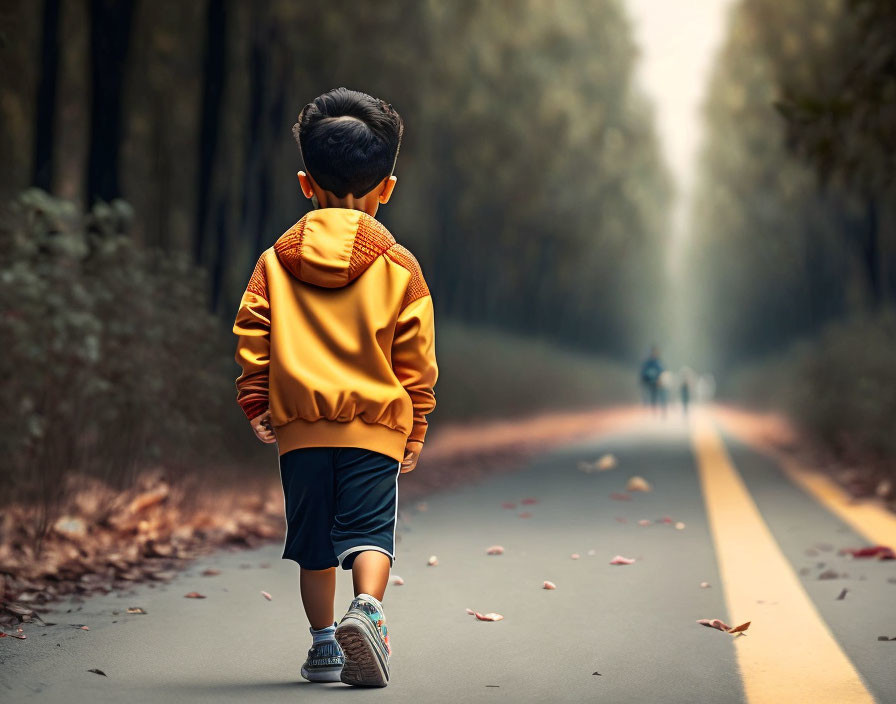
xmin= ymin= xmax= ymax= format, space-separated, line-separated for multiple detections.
xmin=297 ymin=171 xmax=315 ymax=199
xmin=378 ymin=175 xmax=397 ymax=204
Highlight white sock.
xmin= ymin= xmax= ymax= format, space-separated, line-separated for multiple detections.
xmin=310 ymin=622 xmax=337 ymax=644
xmin=356 ymin=592 xmax=383 ymax=610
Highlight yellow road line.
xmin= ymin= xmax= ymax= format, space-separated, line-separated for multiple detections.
xmin=777 ymin=455 xmax=896 ymax=547
xmin=692 ymin=413 xmax=874 ymax=704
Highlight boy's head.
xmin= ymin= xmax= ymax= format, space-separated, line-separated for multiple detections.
xmin=293 ymin=87 xmax=403 ymax=213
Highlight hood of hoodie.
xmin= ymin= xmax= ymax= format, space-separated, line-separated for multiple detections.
xmin=274 ymin=208 xmax=396 ymax=289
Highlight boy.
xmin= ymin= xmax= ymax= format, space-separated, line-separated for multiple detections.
xmin=232 ymin=87 xmax=437 ymax=688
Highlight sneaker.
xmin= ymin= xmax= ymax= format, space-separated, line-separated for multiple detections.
xmin=335 ymin=595 xmax=391 ymax=687
xmin=300 ymin=640 xmax=344 ymax=683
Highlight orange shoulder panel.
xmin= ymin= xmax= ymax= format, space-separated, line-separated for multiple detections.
xmin=385 ymin=244 xmax=430 ymax=308
xmin=246 ymin=254 xmax=269 ymax=299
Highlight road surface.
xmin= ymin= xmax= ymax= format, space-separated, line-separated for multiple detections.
xmin=2 ymin=411 xmax=895 ymax=703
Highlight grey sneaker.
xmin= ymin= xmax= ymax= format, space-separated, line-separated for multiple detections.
xmin=335 ymin=596 xmax=391 ymax=687
xmin=300 ymin=640 xmax=344 ymax=683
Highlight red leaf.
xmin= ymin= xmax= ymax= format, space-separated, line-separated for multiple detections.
xmin=697 ymin=618 xmax=731 ymax=632
xmin=261 ymin=591 xmax=272 ymax=601
xmin=843 ymin=545 xmax=895 ymax=560
xmin=184 ymin=592 xmax=206 ymax=599
xmin=609 ymin=555 xmax=635 ymax=565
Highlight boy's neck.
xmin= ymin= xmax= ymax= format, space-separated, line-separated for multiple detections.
xmin=313 ymin=192 xmax=379 ymax=217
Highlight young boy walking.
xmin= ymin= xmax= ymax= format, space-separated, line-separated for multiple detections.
xmin=232 ymin=87 xmax=437 ymax=688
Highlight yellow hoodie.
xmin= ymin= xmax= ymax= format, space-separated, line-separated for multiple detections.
xmin=232 ymin=208 xmax=438 ymax=462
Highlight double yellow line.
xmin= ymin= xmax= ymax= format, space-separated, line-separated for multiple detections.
xmin=692 ymin=413 xmax=878 ymax=704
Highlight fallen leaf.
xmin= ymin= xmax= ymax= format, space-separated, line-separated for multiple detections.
xmin=391 ymin=575 xmax=405 ymax=586
xmin=697 ymin=618 xmax=731 ymax=632
xmin=700 ymin=582 xmax=711 ymax=589
xmin=184 ymin=592 xmax=206 ymax=599
xmin=610 ymin=493 xmax=632 ymax=501
xmin=638 ymin=519 xmax=651 ymax=526
xmin=0 ymin=631 xmax=26 ymax=639
xmin=87 ymin=668 xmax=107 ymax=677
xmin=675 ymin=522 xmax=686 ymax=530
xmin=518 ymin=512 xmax=532 ymax=519
xmin=465 ymin=608 xmax=476 ymax=615
xmin=520 ymin=498 xmax=538 ymax=505
xmin=486 ymin=545 xmax=504 ymax=555
xmin=474 ymin=612 xmax=504 ymax=622
xmin=501 ymin=502 xmax=516 ymax=509
xmin=54 ymin=516 xmax=87 ymax=538
xmin=727 ymin=621 xmax=751 ymax=634
xmin=125 ymin=608 xmax=146 ymax=614
xmin=877 ymin=636 xmax=896 ymax=641
xmin=597 ymin=454 xmax=617 ymax=471
xmin=427 ymin=555 xmax=438 ymax=566
xmin=626 ymin=476 xmax=651 ymax=492
xmin=543 ymin=581 xmax=557 ymax=590
xmin=836 ymin=588 xmax=848 ymax=600
xmin=818 ymin=569 xmax=840 ymax=580
xmin=261 ymin=591 xmax=272 ymax=601
xmin=201 ymin=568 xmax=221 ymax=577
xmin=609 ymin=555 xmax=635 ymax=565
xmin=593 ymin=671 xmax=602 ymax=676
xmin=570 ymin=553 xmax=580 ymax=560
xmin=79 ymin=625 xmax=89 ymax=631
xmin=659 ymin=517 xmax=674 ymax=524
xmin=842 ymin=545 xmax=895 ymax=560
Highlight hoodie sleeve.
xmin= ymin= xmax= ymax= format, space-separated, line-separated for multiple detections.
xmin=389 ymin=247 xmax=438 ymax=444
xmin=233 ymin=254 xmax=271 ymax=421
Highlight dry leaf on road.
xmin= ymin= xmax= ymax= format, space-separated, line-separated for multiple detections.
xmin=201 ymin=568 xmax=221 ymax=577
xmin=626 ymin=476 xmax=651 ymax=492
xmin=698 ymin=618 xmax=731 ymax=631
xmin=391 ymin=575 xmax=405 ymax=586
xmin=543 ymin=581 xmax=557 ymax=590
xmin=125 ymin=607 xmax=146 ymax=614
xmin=184 ymin=592 xmax=206 ymax=599
xmin=486 ymin=545 xmax=504 ymax=555
xmin=87 ymin=668 xmax=107 ymax=677
xmin=474 ymin=612 xmax=504 ymax=622
xmin=609 ymin=555 xmax=635 ymax=565
xmin=261 ymin=591 xmax=272 ymax=601
xmin=427 ymin=555 xmax=438 ymax=566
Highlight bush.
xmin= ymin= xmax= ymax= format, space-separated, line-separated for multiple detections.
xmin=0 ymin=189 xmax=253 ymax=522
xmin=725 ymin=311 xmax=896 ymax=480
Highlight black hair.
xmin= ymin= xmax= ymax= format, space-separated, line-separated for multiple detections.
xmin=293 ymin=87 xmax=404 ymax=198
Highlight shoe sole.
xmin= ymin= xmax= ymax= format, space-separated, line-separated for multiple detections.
xmin=335 ymin=614 xmax=389 ymax=687
xmin=300 ymin=664 xmax=343 ymax=683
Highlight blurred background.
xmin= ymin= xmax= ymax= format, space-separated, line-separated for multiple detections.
xmin=1 ymin=0 xmax=894 ymax=523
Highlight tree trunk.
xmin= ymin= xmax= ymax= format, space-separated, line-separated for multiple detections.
xmin=31 ymin=0 xmax=60 ymax=191
xmin=195 ymin=0 xmax=227 ymax=267
xmin=87 ymin=0 xmax=135 ymax=204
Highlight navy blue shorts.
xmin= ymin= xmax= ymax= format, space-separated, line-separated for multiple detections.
xmin=278 ymin=447 xmax=401 ymax=570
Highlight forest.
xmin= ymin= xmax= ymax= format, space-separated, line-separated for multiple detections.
xmin=685 ymin=0 xmax=896 ymax=476
xmin=1 ymin=0 xmax=669 ymax=503
xmin=1 ymin=0 xmax=894 ymax=510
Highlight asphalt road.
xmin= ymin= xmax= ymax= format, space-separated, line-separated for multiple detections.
xmin=2 ymin=411 xmax=894 ymax=703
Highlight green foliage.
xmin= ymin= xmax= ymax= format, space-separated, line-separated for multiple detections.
xmin=0 ymin=189 xmax=247 ymax=506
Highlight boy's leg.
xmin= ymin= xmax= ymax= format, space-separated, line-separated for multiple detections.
xmin=300 ymin=566 xmax=336 ymax=629
xmin=351 ymin=550 xmax=390 ymax=601
xmin=330 ymin=448 xmax=400 ymax=687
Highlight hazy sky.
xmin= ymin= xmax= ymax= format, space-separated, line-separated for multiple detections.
xmin=624 ymin=0 xmax=735 ymax=241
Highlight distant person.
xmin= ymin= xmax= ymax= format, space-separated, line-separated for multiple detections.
xmin=679 ymin=366 xmax=696 ymax=416
xmin=233 ymin=88 xmax=437 ymax=688
xmin=640 ymin=346 xmax=664 ymax=413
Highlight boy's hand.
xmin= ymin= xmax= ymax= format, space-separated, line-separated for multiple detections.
xmin=250 ymin=410 xmax=276 ymax=444
xmin=400 ymin=441 xmax=423 ymax=474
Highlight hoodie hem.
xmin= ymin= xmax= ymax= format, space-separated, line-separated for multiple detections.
xmin=274 ymin=417 xmax=408 ymax=462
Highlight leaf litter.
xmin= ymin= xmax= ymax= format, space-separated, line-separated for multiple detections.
xmin=609 ymin=555 xmax=635 ymax=565
xmin=486 ymin=545 xmax=504 ymax=555
xmin=87 ymin=668 xmax=107 ymax=677
xmin=184 ymin=592 xmax=206 ymax=599
xmin=466 ymin=609 xmax=504 ymax=622
xmin=698 ymin=619 xmax=751 ymax=636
